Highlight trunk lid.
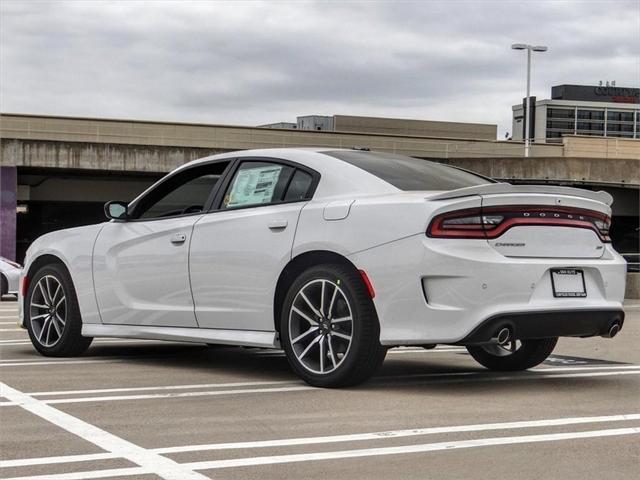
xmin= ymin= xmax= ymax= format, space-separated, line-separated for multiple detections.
xmin=428 ymin=183 xmax=611 ymax=259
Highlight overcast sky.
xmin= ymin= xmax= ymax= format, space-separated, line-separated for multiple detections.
xmin=1 ymin=0 xmax=638 ymax=138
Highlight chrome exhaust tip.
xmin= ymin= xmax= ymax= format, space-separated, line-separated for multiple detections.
xmin=492 ymin=327 xmax=511 ymax=345
xmin=603 ymin=322 xmax=621 ymax=338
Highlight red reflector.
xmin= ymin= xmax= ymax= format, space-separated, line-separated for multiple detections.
xmin=358 ymin=270 xmax=375 ymax=299
xmin=19 ymin=276 xmax=29 ymax=297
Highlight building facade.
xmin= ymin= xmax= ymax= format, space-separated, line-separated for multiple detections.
xmin=512 ymin=84 xmax=640 ymax=143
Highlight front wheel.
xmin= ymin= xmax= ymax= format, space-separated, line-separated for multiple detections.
xmin=466 ymin=337 xmax=558 ymax=371
xmin=25 ymin=264 xmax=93 ymax=357
xmin=280 ymin=264 xmax=386 ymax=387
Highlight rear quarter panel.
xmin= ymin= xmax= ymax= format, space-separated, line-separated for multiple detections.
xmin=293 ymin=193 xmax=467 ymax=257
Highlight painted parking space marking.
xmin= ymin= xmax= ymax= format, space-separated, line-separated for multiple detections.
xmin=0 ymin=382 xmax=210 ymax=480
xmin=3 ymin=427 xmax=639 ymax=479
xmin=25 ymin=380 xmax=299 ymax=397
xmin=1 ymin=365 xmax=637 ymax=407
xmin=544 ymin=354 xmax=629 ymax=366
xmin=154 ymin=413 xmax=640 ymax=454
xmin=2 ymin=413 xmax=638 ymax=471
xmin=182 ymin=428 xmax=640 ymax=472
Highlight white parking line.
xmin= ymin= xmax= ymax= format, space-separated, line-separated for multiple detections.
xmin=0 ymin=359 xmax=125 ymax=367
xmin=0 ymin=382 xmax=210 ymax=480
xmin=183 ymin=427 xmax=640 ymax=471
xmin=28 ymin=380 xmax=297 ymax=396
xmin=2 ymin=413 xmax=638 ymax=470
xmin=15 ymin=364 xmax=639 ymax=396
xmin=0 ymin=367 xmax=637 ymax=407
xmin=3 ymin=427 xmax=638 ymax=479
xmin=155 ymin=413 xmax=640 ymax=454
xmin=0 ymin=322 xmax=18 ymax=325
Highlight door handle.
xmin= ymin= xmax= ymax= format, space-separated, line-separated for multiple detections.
xmin=170 ymin=233 xmax=187 ymax=245
xmin=268 ymin=219 xmax=288 ymax=230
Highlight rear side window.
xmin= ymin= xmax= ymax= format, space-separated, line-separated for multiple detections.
xmin=324 ymin=150 xmax=493 ymax=191
xmin=284 ymin=170 xmax=313 ymax=201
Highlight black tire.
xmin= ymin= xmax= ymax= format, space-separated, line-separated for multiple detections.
xmin=280 ymin=263 xmax=387 ymax=388
xmin=0 ymin=274 xmax=7 ymax=298
xmin=25 ymin=263 xmax=92 ymax=357
xmin=466 ymin=338 xmax=558 ymax=371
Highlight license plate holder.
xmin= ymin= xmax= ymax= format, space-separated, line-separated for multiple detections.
xmin=551 ymin=268 xmax=587 ymax=298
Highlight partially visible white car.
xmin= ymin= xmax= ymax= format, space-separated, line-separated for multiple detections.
xmin=1 ymin=256 xmax=21 ymax=297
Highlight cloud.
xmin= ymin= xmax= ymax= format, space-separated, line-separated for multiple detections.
xmin=1 ymin=0 xmax=638 ymax=138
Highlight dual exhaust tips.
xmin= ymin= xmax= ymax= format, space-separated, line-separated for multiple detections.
xmin=490 ymin=321 xmax=621 ymax=344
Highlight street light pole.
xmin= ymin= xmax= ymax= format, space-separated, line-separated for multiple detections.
xmin=512 ymin=43 xmax=548 ymax=158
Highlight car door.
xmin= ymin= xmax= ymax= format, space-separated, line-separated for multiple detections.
xmin=189 ymin=159 xmax=318 ymax=331
xmin=93 ymin=160 xmax=232 ymax=327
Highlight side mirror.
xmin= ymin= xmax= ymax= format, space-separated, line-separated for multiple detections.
xmin=104 ymin=201 xmax=129 ymax=221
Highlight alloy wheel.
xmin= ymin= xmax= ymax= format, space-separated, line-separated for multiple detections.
xmin=29 ymin=275 xmax=67 ymax=347
xmin=288 ymin=279 xmax=354 ymax=374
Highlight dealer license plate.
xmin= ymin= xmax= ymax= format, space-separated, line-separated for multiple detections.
xmin=551 ymin=268 xmax=586 ymax=298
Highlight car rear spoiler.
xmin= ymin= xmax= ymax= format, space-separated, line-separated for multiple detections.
xmin=427 ymin=183 xmax=613 ymax=206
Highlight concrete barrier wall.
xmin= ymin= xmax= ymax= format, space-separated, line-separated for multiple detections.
xmin=1 ymin=139 xmax=222 ymax=173
xmin=564 ymin=136 xmax=640 ymax=160
xmin=0 ymin=113 xmax=562 ymax=162
xmin=439 ymin=156 xmax=640 ymax=186
xmin=625 ymin=273 xmax=639 ymax=299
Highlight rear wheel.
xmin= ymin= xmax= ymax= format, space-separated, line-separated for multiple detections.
xmin=0 ymin=274 xmax=7 ymax=298
xmin=25 ymin=264 xmax=92 ymax=357
xmin=466 ymin=338 xmax=558 ymax=371
xmin=280 ymin=264 xmax=386 ymax=387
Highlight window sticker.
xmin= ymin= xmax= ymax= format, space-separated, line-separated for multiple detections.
xmin=226 ymin=165 xmax=283 ymax=207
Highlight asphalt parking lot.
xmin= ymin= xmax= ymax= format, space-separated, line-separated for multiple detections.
xmin=0 ymin=298 xmax=638 ymax=480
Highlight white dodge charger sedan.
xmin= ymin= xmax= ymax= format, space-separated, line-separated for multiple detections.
xmin=19 ymin=148 xmax=626 ymax=387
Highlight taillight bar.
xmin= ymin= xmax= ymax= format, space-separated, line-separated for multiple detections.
xmin=427 ymin=206 xmax=611 ymax=242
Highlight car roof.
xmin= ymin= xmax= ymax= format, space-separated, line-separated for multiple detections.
xmin=181 ymin=148 xmax=401 ymax=199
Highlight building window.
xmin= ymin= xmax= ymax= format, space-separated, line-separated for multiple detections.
xmin=607 ymin=131 xmax=635 ymax=137
xmin=607 ymin=111 xmax=634 ymax=122
xmin=577 ymin=110 xmax=605 ymax=120
xmin=607 ymin=123 xmax=634 ymax=133
xmin=546 ymin=120 xmax=574 ymax=130
xmin=547 ymin=108 xmax=575 ymax=119
xmin=577 ymin=122 xmax=604 ymax=132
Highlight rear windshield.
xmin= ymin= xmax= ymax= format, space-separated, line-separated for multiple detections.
xmin=324 ymin=150 xmax=493 ymax=191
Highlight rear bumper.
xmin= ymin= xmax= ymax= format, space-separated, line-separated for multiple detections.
xmin=349 ymin=234 xmax=627 ymax=345
xmin=456 ymin=309 xmax=625 ymax=345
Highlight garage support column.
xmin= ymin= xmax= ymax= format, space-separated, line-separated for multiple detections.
xmin=0 ymin=166 xmax=17 ymax=261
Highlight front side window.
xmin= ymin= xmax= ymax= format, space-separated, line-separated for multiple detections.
xmin=131 ymin=161 xmax=230 ymax=219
